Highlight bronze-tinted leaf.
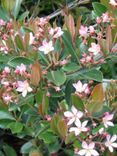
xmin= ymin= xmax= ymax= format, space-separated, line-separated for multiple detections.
xmin=85 ymin=83 xmax=105 ymax=114
xmin=30 ymin=61 xmax=42 ymax=86
xmin=106 ymin=26 xmax=112 ymax=53
xmin=65 ymin=14 xmax=75 ymax=42
xmin=91 ymin=83 xmax=105 ymax=103
xmin=57 ymin=119 xmax=68 ymax=139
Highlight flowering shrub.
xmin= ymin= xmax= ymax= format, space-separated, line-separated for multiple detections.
xmin=0 ymin=0 xmax=117 ymax=156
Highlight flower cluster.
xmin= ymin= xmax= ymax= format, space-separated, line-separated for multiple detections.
xmin=64 ymin=106 xmax=117 ymax=155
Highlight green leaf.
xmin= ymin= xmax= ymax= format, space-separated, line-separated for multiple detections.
xmin=62 ymin=31 xmax=79 ymax=63
xmin=1 ymin=0 xmax=15 ymax=12
xmin=3 ymin=144 xmax=17 ymax=156
xmin=15 ymin=34 xmax=25 ymax=51
xmin=47 ymin=70 xmax=66 ymax=86
xmin=7 ymin=122 xmax=23 ymax=133
xmin=0 ymin=7 xmax=10 ymax=21
xmin=93 ymin=2 xmax=107 ymax=16
xmin=68 ymin=68 xmax=103 ymax=82
xmin=13 ymin=0 xmax=23 ymax=19
xmin=8 ymin=56 xmax=33 ymax=68
xmin=62 ymin=62 xmax=80 ymax=72
xmin=0 ymin=110 xmax=15 ymax=120
xmin=39 ymin=131 xmax=56 ymax=144
xmin=71 ymin=94 xmax=84 ymax=111
xmin=92 ymin=125 xmax=104 ymax=135
xmin=18 ymin=11 xmax=29 ymax=21
xmin=57 ymin=119 xmax=68 ymax=139
xmin=21 ymin=141 xmax=33 ymax=154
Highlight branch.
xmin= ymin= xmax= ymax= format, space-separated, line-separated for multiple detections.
xmin=48 ymin=0 xmax=90 ymax=19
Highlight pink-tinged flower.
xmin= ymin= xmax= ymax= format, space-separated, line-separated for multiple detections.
xmin=49 ymin=27 xmax=63 ymax=38
xmin=96 ymin=17 xmax=102 ymax=24
xmin=105 ymin=135 xmax=117 ymax=152
xmin=15 ymin=63 xmax=26 ymax=75
xmin=99 ymin=127 xmax=104 ymax=134
xmin=39 ymin=40 xmax=54 ymax=54
xmin=0 ymin=19 xmax=6 ymax=26
xmin=73 ymin=81 xmax=90 ymax=95
xmin=64 ymin=106 xmax=83 ymax=125
xmin=38 ymin=17 xmax=48 ymax=26
xmin=78 ymin=142 xmax=99 ymax=156
xmin=102 ymin=112 xmax=114 ymax=128
xmin=29 ymin=32 xmax=35 ymax=45
xmin=79 ymin=25 xmax=88 ymax=37
xmin=69 ymin=120 xmax=88 ymax=136
xmin=109 ymin=0 xmax=117 ymax=6
xmin=3 ymin=67 xmax=10 ymax=74
xmin=2 ymin=94 xmax=12 ymax=104
xmin=0 ymin=45 xmax=8 ymax=54
xmin=89 ymin=26 xmax=95 ymax=34
xmin=16 ymin=81 xmax=32 ymax=97
xmin=102 ymin=13 xmax=110 ymax=23
xmin=54 ymin=86 xmax=61 ymax=92
xmin=88 ymin=43 xmax=101 ymax=55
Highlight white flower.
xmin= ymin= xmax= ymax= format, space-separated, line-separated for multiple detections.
xmin=109 ymin=0 xmax=117 ymax=6
xmin=88 ymin=43 xmax=101 ymax=55
xmin=102 ymin=113 xmax=114 ymax=128
xmin=78 ymin=142 xmax=99 ymax=156
xmin=105 ymin=135 xmax=117 ymax=152
xmin=64 ymin=106 xmax=83 ymax=125
xmin=39 ymin=40 xmax=54 ymax=54
xmin=16 ymin=81 xmax=32 ymax=97
xmin=69 ymin=120 xmax=88 ymax=136
xmin=73 ymin=81 xmax=90 ymax=95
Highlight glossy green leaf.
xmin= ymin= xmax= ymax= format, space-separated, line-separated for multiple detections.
xmin=1 ymin=0 xmax=15 ymax=12
xmin=3 ymin=144 xmax=17 ymax=156
xmin=13 ymin=0 xmax=23 ymax=19
xmin=68 ymin=68 xmax=103 ymax=82
xmin=0 ymin=110 xmax=15 ymax=120
xmin=71 ymin=94 xmax=84 ymax=111
xmin=62 ymin=62 xmax=80 ymax=72
xmin=21 ymin=141 xmax=33 ymax=154
xmin=8 ymin=56 xmax=33 ymax=68
xmin=47 ymin=70 xmax=66 ymax=86
xmin=15 ymin=34 xmax=25 ymax=51
xmin=0 ymin=7 xmax=10 ymax=21
xmin=93 ymin=2 xmax=107 ymax=16
xmin=62 ymin=31 xmax=79 ymax=63
xmin=7 ymin=122 xmax=23 ymax=133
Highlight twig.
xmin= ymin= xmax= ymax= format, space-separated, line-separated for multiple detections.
xmin=103 ymin=79 xmax=117 ymax=83
xmin=48 ymin=0 xmax=90 ymax=19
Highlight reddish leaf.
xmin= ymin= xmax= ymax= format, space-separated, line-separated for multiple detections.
xmin=65 ymin=14 xmax=75 ymax=42
xmin=30 ymin=61 xmax=42 ymax=86
xmin=57 ymin=119 xmax=68 ymax=139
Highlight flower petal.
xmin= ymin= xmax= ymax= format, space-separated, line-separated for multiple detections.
xmin=71 ymin=106 xmax=78 ymax=114
xmin=75 ymin=119 xmax=81 ymax=127
xmin=78 ymin=149 xmax=86 ymax=155
xmin=91 ymin=149 xmax=99 ymax=156
xmin=64 ymin=111 xmax=73 ymax=117
xmin=82 ymin=141 xmax=88 ymax=149
xmin=111 ymin=143 xmax=117 ymax=148
xmin=108 ymin=146 xmax=113 ymax=152
xmin=111 ymin=135 xmax=117 ymax=142
xmin=67 ymin=118 xmax=75 ymax=125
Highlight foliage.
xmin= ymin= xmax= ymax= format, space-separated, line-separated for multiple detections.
xmin=0 ymin=0 xmax=117 ymax=156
